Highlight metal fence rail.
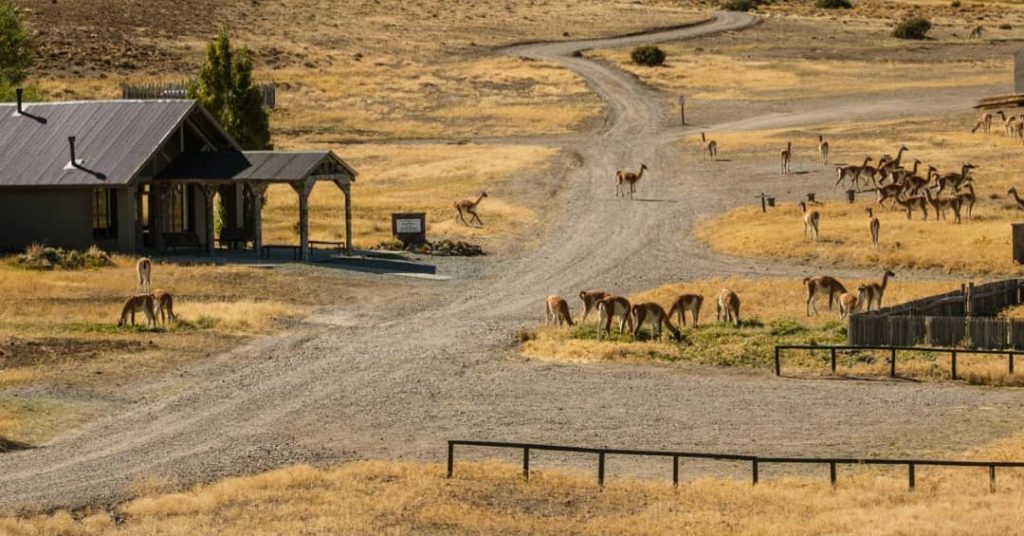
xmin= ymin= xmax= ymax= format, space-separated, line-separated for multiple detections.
xmin=446 ymin=440 xmax=1024 ymax=492
xmin=121 ymin=81 xmax=277 ymax=109
xmin=774 ymin=344 xmax=1021 ymax=379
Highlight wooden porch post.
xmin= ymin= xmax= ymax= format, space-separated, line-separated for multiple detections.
xmin=291 ymin=180 xmax=312 ymax=262
xmin=152 ymin=182 xmax=166 ymax=253
xmin=200 ymin=183 xmax=216 ymax=256
xmin=248 ymin=182 xmax=268 ymax=254
xmin=334 ymin=178 xmax=352 ymax=255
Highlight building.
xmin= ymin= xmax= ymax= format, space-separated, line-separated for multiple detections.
xmin=0 ymin=92 xmax=356 ymax=261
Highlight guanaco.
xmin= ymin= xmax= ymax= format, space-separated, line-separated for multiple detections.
xmin=117 ymin=294 xmax=156 ymax=328
xmin=578 ymin=290 xmax=610 ymax=323
xmin=803 ymin=275 xmax=847 ymax=316
xmin=859 ymin=270 xmax=895 ymax=311
xmin=545 ymin=295 xmax=574 ymax=327
xmin=667 ymin=293 xmax=703 ymax=328
xmin=954 ymin=179 xmax=977 ymax=221
xmin=616 ymin=164 xmax=647 ymax=199
xmin=969 ymin=24 xmax=984 ymax=39
xmin=865 ymin=207 xmax=880 ymax=249
xmin=631 ymin=302 xmax=682 ymax=341
xmin=935 ymin=163 xmax=975 ymax=194
xmin=716 ymin=289 xmax=741 ymax=327
xmin=893 ymin=192 xmax=929 ymax=221
xmin=838 ymin=292 xmax=859 ymax=320
xmin=1008 ymin=187 xmax=1024 ymax=210
xmin=924 ymin=187 xmax=962 ymax=224
xmin=834 ymin=156 xmax=872 ymax=192
xmin=799 ymin=201 xmax=819 ymax=242
xmin=818 ymin=135 xmax=830 ymax=166
xmin=780 ymin=141 xmax=792 ymax=174
xmin=877 ymin=145 xmax=909 ymax=178
xmin=700 ymin=132 xmax=718 ymax=161
xmin=136 ymin=257 xmax=152 ymax=294
xmin=151 ymin=289 xmax=176 ymax=326
xmin=454 ymin=192 xmax=488 ymax=226
xmin=972 ymin=111 xmax=993 ymax=134
xmin=597 ymin=296 xmax=634 ymax=339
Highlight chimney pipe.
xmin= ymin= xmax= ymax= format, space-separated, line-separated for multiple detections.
xmin=15 ymin=88 xmax=22 ymax=114
xmin=68 ymin=136 xmax=77 ymax=166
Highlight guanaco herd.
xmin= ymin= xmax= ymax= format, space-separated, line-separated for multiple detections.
xmin=116 ymin=257 xmax=177 ymax=329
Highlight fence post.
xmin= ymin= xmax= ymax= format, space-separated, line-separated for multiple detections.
xmin=447 ymin=442 xmax=454 ymax=478
xmin=774 ymin=347 xmax=781 ymax=376
xmin=1011 ymin=353 xmax=1016 ymax=375
xmin=830 ymin=348 xmax=837 ymax=374
xmin=752 ymin=460 xmax=759 ymax=485
xmin=598 ymin=452 xmax=606 ymax=487
xmin=829 ymin=462 xmax=837 ymax=486
xmin=908 ymin=463 xmax=916 ymax=491
xmin=990 ymin=465 xmax=996 ymax=493
xmin=890 ymin=348 xmax=897 ymax=378
xmin=951 ymin=351 xmax=958 ymax=380
xmin=673 ymin=455 xmax=680 ymax=488
xmin=523 ymin=447 xmax=530 ymax=481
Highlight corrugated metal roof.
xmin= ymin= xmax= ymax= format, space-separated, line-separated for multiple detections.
xmin=0 ymin=100 xmax=232 ymax=187
xmin=157 ymin=150 xmax=357 ymax=183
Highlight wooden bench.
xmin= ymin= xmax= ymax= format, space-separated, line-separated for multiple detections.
xmin=218 ymin=227 xmax=255 ymax=251
xmin=309 ymin=240 xmax=345 ymax=254
xmin=260 ymin=244 xmax=301 ymax=260
xmin=162 ymin=232 xmax=202 ymax=253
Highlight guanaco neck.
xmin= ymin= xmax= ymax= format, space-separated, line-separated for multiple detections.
xmin=473 ymin=194 xmax=485 ymax=206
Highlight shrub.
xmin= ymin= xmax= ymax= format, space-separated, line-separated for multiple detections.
xmin=950 ymin=0 xmax=961 ymax=7
xmin=893 ymin=16 xmax=932 ymax=39
xmin=1000 ymin=23 xmax=1012 ymax=30
xmin=722 ymin=0 xmax=764 ymax=11
xmin=815 ymin=0 xmax=852 ymax=8
xmin=16 ymin=243 xmax=112 ymax=270
xmin=630 ymin=45 xmax=665 ymax=67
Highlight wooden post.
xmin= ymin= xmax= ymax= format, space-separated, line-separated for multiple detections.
xmin=447 ymin=443 xmax=454 ymax=478
xmin=152 ymin=183 xmax=165 ymax=253
xmin=673 ymin=456 xmax=680 ymax=488
xmin=678 ymin=96 xmax=686 ymax=125
xmin=951 ymin=351 xmax=958 ymax=380
xmin=248 ymin=182 xmax=268 ymax=255
xmin=200 ymin=183 xmax=215 ymax=256
xmin=829 ymin=462 xmax=837 ymax=486
xmin=1010 ymin=353 xmax=1015 ymax=375
xmin=523 ymin=448 xmax=530 ymax=481
xmin=830 ymin=348 xmax=837 ymax=374
xmin=334 ymin=179 xmax=353 ymax=255
xmin=908 ymin=463 xmax=916 ymax=491
xmin=752 ymin=460 xmax=759 ymax=485
xmin=774 ymin=347 xmax=781 ymax=376
xmin=291 ymin=180 xmax=312 ymax=262
xmin=890 ymin=347 xmax=897 ymax=378
xmin=990 ymin=465 xmax=996 ymax=493
xmin=598 ymin=452 xmax=606 ymax=487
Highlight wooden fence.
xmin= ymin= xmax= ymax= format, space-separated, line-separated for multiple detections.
xmin=121 ymin=81 xmax=277 ymax=109
xmin=849 ymin=279 xmax=1024 ymax=349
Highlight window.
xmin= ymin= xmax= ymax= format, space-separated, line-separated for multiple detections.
xmin=92 ymin=189 xmax=118 ymax=239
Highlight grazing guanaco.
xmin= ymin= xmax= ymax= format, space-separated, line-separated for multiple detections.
xmin=631 ymin=302 xmax=682 ymax=341
xmin=865 ymin=207 xmax=880 ymax=249
xmin=838 ymin=292 xmax=859 ymax=320
xmin=597 ymin=296 xmax=634 ymax=339
xmin=834 ymin=156 xmax=872 ymax=191
xmin=668 ymin=293 xmax=703 ymax=328
xmin=799 ymin=201 xmax=819 ymax=242
xmin=716 ymin=289 xmax=741 ymax=327
xmin=780 ymin=141 xmax=792 ymax=174
xmin=454 ymin=192 xmax=488 ymax=226
xmin=578 ymin=290 xmax=610 ymax=323
xmin=1008 ymin=187 xmax=1024 ymax=210
xmin=545 ymin=295 xmax=574 ymax=327
xmin=616 ymin=164 xmax=647 ymax=199
xmin=859 ymin=270 xmax=895 ymax=311
xmin=700 ymin=132 xmax=718 ymax=161
xmin=151 ymin=289 xmax=176 ymax=326
xmin=818 ymin=135 xmax=830 ymax=165
xmin=117 ymin=294 xmax=156 ymax=328
xmin=969 ymin=24 xmax=984 ymax=39
xmin=972 ymin=111 xmax=993 ymax=134
xmin=136 ymin=257 xmax=152 ymax=294
xmin=803 ymin=275 xmax=847 ymax=316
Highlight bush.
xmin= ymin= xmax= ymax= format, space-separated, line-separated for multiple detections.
xmin=893 ymin=16 xmax=932 ymax=39
xmin=1000 ymin=23 xmax=1012 ymax=30
xmin=815 ymin=0 xmax=852 ymax=8
xmin=630 ymin=45 xmax=665 ymax=67
xmin=722 ymin=0 xmax=765 ymax=11
xmin=16 ymin=243 xmax=112 ymax=270
xmin=950 ymin=0 xmax=961 ymax=7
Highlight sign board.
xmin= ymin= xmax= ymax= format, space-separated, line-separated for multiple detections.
xmin=391 ymin=212 xmax=427 ymax=246
xmin=678 ymin=96 xmax=686 ymax=105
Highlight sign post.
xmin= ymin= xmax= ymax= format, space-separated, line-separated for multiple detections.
xmin=678 ymin=96 xmax=686 ymax=125
xmin=391 ymin=212 xmax=427 ymax=246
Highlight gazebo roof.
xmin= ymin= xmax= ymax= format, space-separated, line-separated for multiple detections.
xmin=156 ymin=150 xmax=356 ymax=183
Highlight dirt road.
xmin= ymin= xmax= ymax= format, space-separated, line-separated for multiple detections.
xmin=4 ymin=12 xmax=1023 ymax=512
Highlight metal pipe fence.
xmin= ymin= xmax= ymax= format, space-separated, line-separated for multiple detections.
xmin=774 ymin=344 xmax=1020 ymax=379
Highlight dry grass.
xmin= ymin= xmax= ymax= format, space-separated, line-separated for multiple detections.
xmin=261 ymin=143 xmax=559 ymax=248
xmin=697 ymin=117 xmax=1024 ymax=275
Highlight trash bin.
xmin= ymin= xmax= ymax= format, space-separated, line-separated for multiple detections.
xmin=1013 ymin=223 xmax=1024 ymax=264
xmin=767 ymin=197 xmax=776 ymax=207
xmin=846 ymin=189 xmax=856 ymax=203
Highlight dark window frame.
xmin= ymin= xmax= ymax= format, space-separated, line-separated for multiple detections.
xmin=92 ymin=188 xmax=118 ymax=239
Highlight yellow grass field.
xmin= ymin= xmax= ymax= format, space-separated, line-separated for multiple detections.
xmin=7 ymin=428 xmax=1024 ymax=536
xmin=261 ymin=143 xmax=559 ymax=249
xmin=696 ymin=117 xmax=1024 ymax=275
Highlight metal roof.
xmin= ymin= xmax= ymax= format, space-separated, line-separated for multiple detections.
xmin=157 ymin=150 xmax=357 ymax=183
xmin=0 ymin=99 xmax=237 ymax=187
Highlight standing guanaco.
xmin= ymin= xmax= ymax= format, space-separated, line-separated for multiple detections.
xmin=799 ymin=201 xmax=820 ymax=242
xmin=545 ymin=295 xmax=574 ymax=327
xmin=859 ymin=270 xmax=895 ymax=311
xmin=838 ymin=292 xmax=859 ymax=320
xmin=578 ymin=290 xmax=610 ymax=323
xmin=597 ymin=296 xmax=634 ymax=339
xmin=117 ymin=294 xmax=156 ymax=328
xmin=780 ymin=141 xmax=793 ymax=174
xmin=616 ymin=164 xmax=647 ymax=199
xmin=136 ymin=257 xmax=152 ymax=294
xmin=865 ymin=207 xmax=880 ymax=249
xmin=151 ymin=289 xmax=177 ymax=326
xmin=803 ymin=275 xmax=847 ymax=316
xmin=818 ymin=135 xmax=830 ymax=165
xmin=668 ymin=293 xmax=703 ymax=328
xmin=700 ymin=132 xmax=718 ymax=161
xmin=716 ymin=289 xmax=741 ymax=327
xmin=631 ymin=302 xmax=682 ymax=341
xmin=454 ymin=192 xmax=488 ymax=226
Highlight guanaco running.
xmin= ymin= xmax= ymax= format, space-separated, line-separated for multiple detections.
xmin=136 ymin=257 xmax=152 ymax=294
xmin=151 ymin=289 xmax=177 ymax=326
xmin=799 ymin=201 xmax=819 ymax=242
xmin=597 ymin=296 xmax=634 ymax=339
xmin=803 ymin=275 xmax=847 ymax=316
xmin=716 ymin=289 xmax=741 ymax=327
xmin=454 ymin=192 xmax=488 ymax=226
xmin=545 ymin=295 xmax=574 ymax=327
xmin=865 ymin=207 xmax=880 ymax=249
xmin=667 ymin=293 xmax=703 ymax=328
xmin=117 ymin=294 xmax=156 ymax=328
xmin=578 ymin=290 xmax=610 ymax=323
xmin=631 ymin=302 xmax=682 ymax=341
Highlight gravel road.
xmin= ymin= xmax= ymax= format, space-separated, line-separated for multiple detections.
xmin=3 ymin=12 xmax=1023 ymax=513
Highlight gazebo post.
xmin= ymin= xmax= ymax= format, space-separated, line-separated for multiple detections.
xmin=291 ymin=180 xmax=312 ymax=262
xmin=248 ymin=182 xmax=268 ymax=255
xmin=152 ymin=183 xmax=165 ymax=254
xmin=200 ymin=182 xmax=216 ymax=256
xmin=334 ymin=179 xmax=352 ymax=255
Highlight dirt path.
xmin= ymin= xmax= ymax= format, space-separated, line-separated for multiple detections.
xmin=4 ymin=12 xmax=1024 ymax=513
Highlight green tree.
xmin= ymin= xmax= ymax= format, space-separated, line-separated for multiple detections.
xmin=0 ymin=0 xmax=35 ymax=86
xmin=188 ymin=30 xmax=271 ymax=150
